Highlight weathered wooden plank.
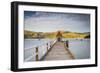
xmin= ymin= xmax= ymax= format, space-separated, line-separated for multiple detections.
xmin=43 ymin=42 xmax=74 ymax=61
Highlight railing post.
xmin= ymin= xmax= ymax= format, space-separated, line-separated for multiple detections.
xmin=50 ymin=41 xmax=53 ymax=47
xmin=36 ymin=47 xmax=38 ymax=61
xmin=50 ymin=43 xmax=51 ymax=48
xmin=47 ymin=43 xmax=48 ymax=51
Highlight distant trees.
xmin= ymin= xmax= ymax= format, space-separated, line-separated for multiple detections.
xmin=24 ymin=30 xmax=36 ymax=38
xmin=56 ymin=31 xmax=62 ymax=41
xmin=24 ymin=30 xmax=90 ymax=39
xmin=84 ymin=34 xmax=90 ymax=39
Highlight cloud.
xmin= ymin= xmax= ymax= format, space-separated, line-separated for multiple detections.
xmin=24 ymin=11 xmax=90 ymax=33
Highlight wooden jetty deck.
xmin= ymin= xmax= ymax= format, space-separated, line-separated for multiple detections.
xmin=42 ymin=42 xmax=75 ymax=61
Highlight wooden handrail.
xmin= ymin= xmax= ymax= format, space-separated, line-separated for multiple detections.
xmin=64 ymin=40 xmax=75 ymax=59
xmin=24 ymin=40 xmax=56 ymax=61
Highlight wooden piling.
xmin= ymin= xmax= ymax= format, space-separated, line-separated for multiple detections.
xmin=66 ymin=41 xmax=69 ymax=48
xmin=36 ymin=47 xmax=38 ymax=61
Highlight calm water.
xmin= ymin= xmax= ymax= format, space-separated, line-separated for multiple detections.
xmin=68 ymin=39 xmax=90 ymax=59
xmin=24 ymin=39 xmax=90 ymax=61
xmin=24 ymin=39 xmax=54 ymax=49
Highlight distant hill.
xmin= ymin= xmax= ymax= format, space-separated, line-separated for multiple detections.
xmin=63 ymin=31 xmax=90 ymax=39
xmin=24 ymin=30 xmax=90 ymax=39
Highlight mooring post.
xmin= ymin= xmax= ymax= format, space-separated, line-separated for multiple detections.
xmin=66 ymin=41 xmax=69 ymax=48
xmin=36 ymin=47 xmax=38 ymax=61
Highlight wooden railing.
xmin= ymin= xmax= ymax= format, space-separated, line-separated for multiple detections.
xmin=24 ymin=40 xmax=56 ymax=61
xmin=63 ymin=40 xmax=75 ymax=59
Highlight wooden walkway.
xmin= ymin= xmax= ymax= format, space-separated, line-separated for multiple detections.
xmin=42 ymin=42 xmax=75 ymax=61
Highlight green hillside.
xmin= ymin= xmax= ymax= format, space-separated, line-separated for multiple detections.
xmin=24 ymin=30 xmax=90 ymax=39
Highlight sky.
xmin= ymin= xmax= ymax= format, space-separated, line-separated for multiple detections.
xmin=24 ymin=11 xmax=90 ymax=33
